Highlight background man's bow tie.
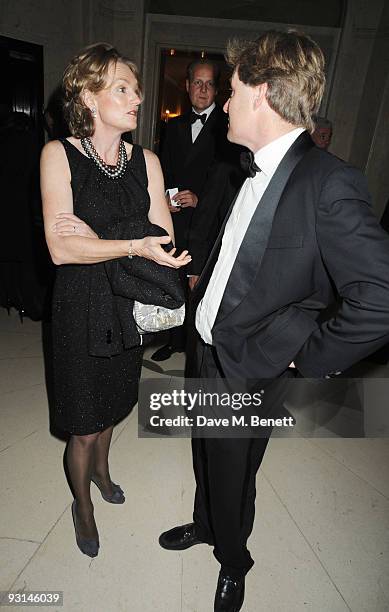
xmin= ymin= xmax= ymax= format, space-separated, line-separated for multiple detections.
xmin=190 ymin=112 xmax=207 ymax=125
xmin=240 ymin=151 xmax=261 ymax=178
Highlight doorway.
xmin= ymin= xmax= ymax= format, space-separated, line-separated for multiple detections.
xmin=154 ymin=48 xmax=231 ymax=153
xmin=0 ymin=35 xmax=51 ymax=320
xmin=0 ymin=35 xmax=44 ymax=149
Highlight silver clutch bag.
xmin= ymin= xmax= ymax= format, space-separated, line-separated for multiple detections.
xmin=133 ymin=301 xmax=185 ymax=334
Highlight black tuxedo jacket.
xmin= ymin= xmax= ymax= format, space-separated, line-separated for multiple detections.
xmin=160 ymin=105 xmax=239 ymax=251
xmin=193 ymin=132 xmax=389 ymax=379
xmin=187 ymin=159 xmax=246 ymax=275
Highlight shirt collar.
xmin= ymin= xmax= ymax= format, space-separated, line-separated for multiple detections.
xmin=192 ymin=102 xmax=216 ymax=121
xmin=253 ymin=127 xmax=306 ymax=177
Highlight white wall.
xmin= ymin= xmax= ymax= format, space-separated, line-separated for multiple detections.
xmin=0 ymin=0 xmax=84 ymax=104
xmin=353 ymin=1 xmax=389 ymax=216
xmin=0 ymin=0 xmax=145 ymax=105
xmin=84 ymin=0 xmax=145 ymax=69
xmin=327 ymin=0 xmax=388 ymax=214
xmin=327 ymin=4 xmax=383 ymax=143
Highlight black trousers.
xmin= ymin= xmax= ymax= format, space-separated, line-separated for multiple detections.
xmin=191 ymin=342 xmax=270 ymax=579
xmin=169 ymin=268 xmax=189 ymax=351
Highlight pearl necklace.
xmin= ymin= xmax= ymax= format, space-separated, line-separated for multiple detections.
xmin=81 ymin=137 xmax=127 ymax=179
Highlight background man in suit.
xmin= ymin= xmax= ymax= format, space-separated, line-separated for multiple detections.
xmin=159 ymin=31 xmax=389 ymax=612
xmin=152 ymin=59 xmax=242 ymax=361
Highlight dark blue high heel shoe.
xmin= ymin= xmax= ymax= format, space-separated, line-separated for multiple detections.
xmin=91 ymin=476 xmax=125 ymax=504
xmin=71 ymin=501 xmax=99 ymax=558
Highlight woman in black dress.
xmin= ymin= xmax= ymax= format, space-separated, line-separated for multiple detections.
xmin=40 ymin=43 xmax=191 ymax=557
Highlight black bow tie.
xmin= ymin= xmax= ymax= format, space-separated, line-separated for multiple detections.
xmin=190 ymin=112 xmax=207 ymax=125
xmin=240 ymin=151 xmax=261 ymax=178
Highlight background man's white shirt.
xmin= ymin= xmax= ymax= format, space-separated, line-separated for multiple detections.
xmin=196 ymin=127 xmax=306 ymax=344
xmin=191 ymin=102 xmax=216 ymax=142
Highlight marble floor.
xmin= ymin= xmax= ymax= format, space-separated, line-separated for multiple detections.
xmin=0 ymin=308 xmax=388 ymax=612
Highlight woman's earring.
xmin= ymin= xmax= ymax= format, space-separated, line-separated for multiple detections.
xmin=91 ymin=107 xmax=97 ymax=117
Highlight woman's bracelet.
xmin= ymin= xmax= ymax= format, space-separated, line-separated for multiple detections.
xmin=128 ymin=240 xmax=135 ymax=259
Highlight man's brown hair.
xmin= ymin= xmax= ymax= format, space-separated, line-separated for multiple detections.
xmin=226 ymin=30 xmax=325 ymax=133
xmin=62 ymin=42 xmax=141 ymax=138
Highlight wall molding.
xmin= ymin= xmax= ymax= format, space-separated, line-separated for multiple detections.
xmin=98 ymin=1 xmax=135 ymax=20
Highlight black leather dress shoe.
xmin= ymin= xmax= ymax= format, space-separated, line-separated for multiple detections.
xmin=214 ymin=573 xmax=245 ymax=612
xmin=159 ymin=522 xmax=205 ymax=550
xmin=151 ymin=344 xmax=182 ymax=361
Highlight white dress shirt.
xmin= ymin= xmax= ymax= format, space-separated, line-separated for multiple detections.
xmin=191 ymin=102 xmax=216 ymax=142
xmin=196 ymin=127 xmax=306 ymax=345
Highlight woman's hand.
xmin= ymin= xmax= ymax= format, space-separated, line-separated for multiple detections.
xmin=52 ymin=213 xmax=99 ymax=239
xmin=132 ymin=235 xmax=191 ymax=268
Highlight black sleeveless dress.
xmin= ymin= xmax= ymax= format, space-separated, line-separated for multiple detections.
xmin=51 ymin=140 xmax=147 ymax=435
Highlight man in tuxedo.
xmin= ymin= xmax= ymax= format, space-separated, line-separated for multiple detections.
xmin=152 ymin=59 xmax=242 ymax=361
xmin=159 ymin=30 xmax=389 ymax=611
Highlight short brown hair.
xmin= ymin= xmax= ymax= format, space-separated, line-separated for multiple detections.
xmin=226 ymin=30 xmax=325 ymax=133
xmin=62 ymin=42 xmax=141 ymax=138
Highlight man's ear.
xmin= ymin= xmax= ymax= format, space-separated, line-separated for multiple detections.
xmin=185 ymin=79 xmax=190 ymax=94
xmin=253 ymin=83 xmax=267 ymax=110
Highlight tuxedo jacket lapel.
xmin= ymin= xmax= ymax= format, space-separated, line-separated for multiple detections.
xmin=178 ymin=113 xmax=193 ymax=161
xmin=214 ymin=132 xmax=314 ymax=324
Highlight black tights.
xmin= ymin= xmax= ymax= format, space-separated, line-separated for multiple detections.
xmin=66 ymin=425 xmax=115 ymax=540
